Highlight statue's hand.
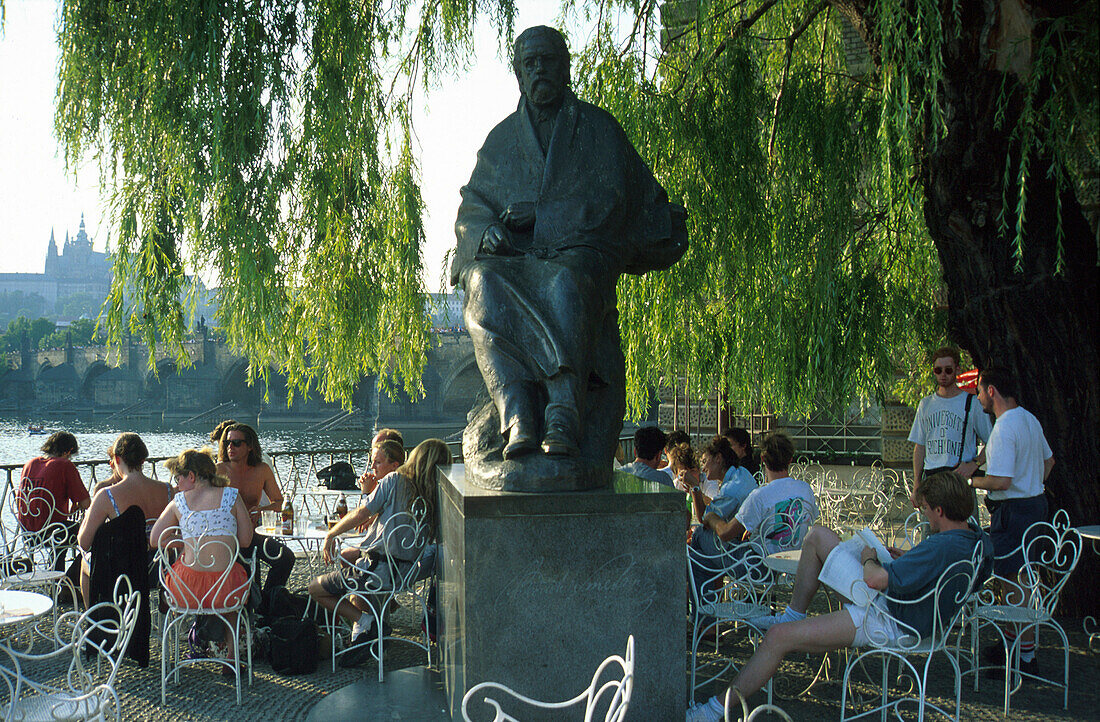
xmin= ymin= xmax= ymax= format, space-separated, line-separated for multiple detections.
xmin=500 ymin=201 xmax=536 ymax=232
xmin=480 ymin=224 xmax=514 ymax=255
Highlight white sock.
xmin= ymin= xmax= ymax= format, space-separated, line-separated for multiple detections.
xmin=778 ymin=607 xmax=806 ymax=623
xmin=706 ymin=695 xmax=724 ymax=715
xmin=351 ymin=613 xmax=367 ymax=639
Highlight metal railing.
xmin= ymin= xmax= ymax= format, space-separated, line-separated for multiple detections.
xmin=0 ymin=441 xmax=467 ymax=500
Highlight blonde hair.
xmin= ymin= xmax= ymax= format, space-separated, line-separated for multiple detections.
xmin=397 ymin=439 xmax=452 ymax=536
xmin=165 ymin=447 xmax=230 ymax=487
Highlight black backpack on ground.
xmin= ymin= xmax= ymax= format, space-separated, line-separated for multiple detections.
xmin=316 ymin=461 xmax=357 ymax=491
xmin=267 ymin=616 xmax=319 ymax=675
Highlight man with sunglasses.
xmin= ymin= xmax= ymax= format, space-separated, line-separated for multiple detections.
xmin=908 ymin=347 xmax=993 ymax=508
xmin=216 ymin=423 xmax=295 ymax=612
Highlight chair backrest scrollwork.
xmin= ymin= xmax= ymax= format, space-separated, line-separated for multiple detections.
xmin=337 ymin=499 xmax=430 ymax=596
xmin=156 ymin=526 xmax=254 ymax=611
xmin=687 ymin=537 xmax=772 ymax=610
xmin=862 ymin=556 xmax=977 ymax=652
xmin=758 ymin=496 xmax=814 ymax=555
xmin=460 ymin=635 xmax=634 ymax=722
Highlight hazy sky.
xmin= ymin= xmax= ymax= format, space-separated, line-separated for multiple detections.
xmin=0 ymin=1 xmax=585 ymax=291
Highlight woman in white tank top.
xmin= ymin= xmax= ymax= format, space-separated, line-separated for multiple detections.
xmin=151 ymin=448 xmax=253 ymax=671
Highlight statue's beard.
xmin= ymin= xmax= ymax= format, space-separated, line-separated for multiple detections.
xmin=526 ymin=79 xmax=561 ymax=107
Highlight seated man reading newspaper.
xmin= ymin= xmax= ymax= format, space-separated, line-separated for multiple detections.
xmin=686 ymin=470 xmax=992 ymax=722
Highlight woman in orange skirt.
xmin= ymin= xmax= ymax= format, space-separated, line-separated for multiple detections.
xmin=152 ymin=449 xmax=253 ymax=672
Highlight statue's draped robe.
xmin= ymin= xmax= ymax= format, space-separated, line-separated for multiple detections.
xmin=453 ymin=90 xmax=687 ymax=434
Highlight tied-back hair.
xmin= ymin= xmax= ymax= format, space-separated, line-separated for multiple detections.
xmin=666 ymin=442 xmax=697 ymax=473
xmin=166 ymin=448 xmax=231 ymax=488
xmin=41 ymin=431 xmax=78 ymax=458
xmin=397 ymin=439 xmax=452 ymax=538
xmin=218 ymin=423 xmax=263 ymax=466
xmin=112 ymin=432 xmax=149 ymax=470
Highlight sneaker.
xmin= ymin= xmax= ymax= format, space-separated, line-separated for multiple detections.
xmin=686 ymin=700 xmax=722 ymax=722
xmin=338 ymin=634 xmax=375 ymax=668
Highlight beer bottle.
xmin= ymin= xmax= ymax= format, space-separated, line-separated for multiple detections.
xmin=335 ymin=493 xmax=348 ymax=519
xmin=281 ymin=497 xmax=294 ymax=535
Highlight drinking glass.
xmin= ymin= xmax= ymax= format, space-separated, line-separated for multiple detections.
xmin=261 ymin=511 xmax=277 ymax=533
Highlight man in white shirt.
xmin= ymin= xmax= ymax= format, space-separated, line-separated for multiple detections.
xmin=619 ymin=426 xmax=672 ymax=486
xmin=973 ymin=366 xmax=1054 ymax=673
xmin=908 ymin=347 xmax=992 ymax=507
xmin=700 ymin=432 xmax=818 ymax=555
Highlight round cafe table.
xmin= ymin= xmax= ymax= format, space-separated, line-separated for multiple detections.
xmin=260 ymin=518 xmax=365 ymax=577
xmin=0 ymin=589 xmax=54 ymax=628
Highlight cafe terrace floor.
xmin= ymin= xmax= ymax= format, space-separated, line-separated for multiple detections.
xmin=8 ymin=565 xmax=1099 ymax=721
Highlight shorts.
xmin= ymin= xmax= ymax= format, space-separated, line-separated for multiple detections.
xmin=989 ymin=494 xmax=1048 ymax=577
xmin=166 ymin=560 xmax=249 ymax=610
xmin=846 ymin=598 xmax=901 ymax=648
xmin=318 ymin=551 xmax=403 ymax=596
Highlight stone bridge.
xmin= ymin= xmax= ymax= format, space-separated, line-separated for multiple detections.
xmin=1 ymin=331 xmax=481 ymax=425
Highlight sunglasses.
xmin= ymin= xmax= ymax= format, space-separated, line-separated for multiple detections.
xmin=227 ymin=439 xmax=247 ymax=448
xmin=933 ymin=367 xmax=955 ymax=375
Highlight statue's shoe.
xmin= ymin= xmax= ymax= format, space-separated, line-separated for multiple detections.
xmin=541 ymin=427 xmax=579 ymax=457
xmin=504 ymin=428 xmax=539 ymax=459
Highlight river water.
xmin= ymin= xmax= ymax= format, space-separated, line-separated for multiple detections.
xmin=0 ymin=417 xmax=465 ymax=469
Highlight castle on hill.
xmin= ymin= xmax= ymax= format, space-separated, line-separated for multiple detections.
xmin=0 ymin=215 xmax=113 ymax=308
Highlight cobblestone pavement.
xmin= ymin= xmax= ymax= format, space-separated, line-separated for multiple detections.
xmin=8 ymin=567 xmax=1099 ymax=721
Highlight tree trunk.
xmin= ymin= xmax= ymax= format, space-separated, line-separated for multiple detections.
xmin=917 ymin=3 xmax=1099 ymax=615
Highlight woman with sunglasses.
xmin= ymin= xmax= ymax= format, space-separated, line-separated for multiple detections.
xmin=215 ymin=423 xmax=295 ymax=612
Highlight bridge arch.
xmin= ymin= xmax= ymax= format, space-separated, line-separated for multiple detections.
xmin=36 ymin=363 xmax=79 ymax=406
xmin=81 ymin=361 xmax=111 ymax=400
xmin=219 ymin=357 xmax=262 ymax=413
xmin=440 ymin=354 xmax=483 ymax=416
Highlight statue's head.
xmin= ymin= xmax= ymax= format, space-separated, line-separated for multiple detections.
xmin=512 ymin=26 xmax=570 ymax=107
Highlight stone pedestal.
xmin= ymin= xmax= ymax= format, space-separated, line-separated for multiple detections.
xmin=438 ymin=465 xmax=686 ymax=720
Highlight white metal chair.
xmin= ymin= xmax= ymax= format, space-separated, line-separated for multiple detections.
xmin=0 ymin=575 xmax=140 ymax=721
xmin=724 ymin=687 xmax=793 ymax=721
xmin=687 ymin=535 xmax=773 ymax=699
xmin=756 ymin=496 xmax=817 ymax=556
xmin=156 ymin=528 xmax=256 ymax=705
xmin=0 ymin=485 xmax=79 ymax=634
xmin=839 ymin=555 xmax=978 ymax=722
xmin=326 ymin=503 xmax=434 ymax=679
xmin=964 ymin=510 xmax=1082 ymax=715
xmin=461 ymin=635 xmax=633 ymax=722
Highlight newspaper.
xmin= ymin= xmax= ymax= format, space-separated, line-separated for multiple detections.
xmin=817 ymin=528 xmax=892 ymax=606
